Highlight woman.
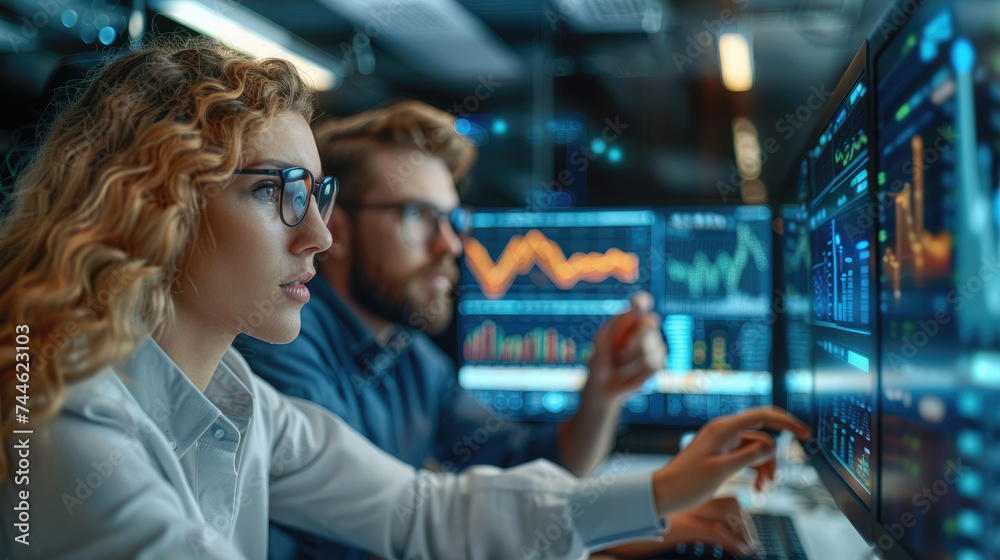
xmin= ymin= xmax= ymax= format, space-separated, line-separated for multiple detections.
xmin=0 ymin=37 xmax=808 ymax=559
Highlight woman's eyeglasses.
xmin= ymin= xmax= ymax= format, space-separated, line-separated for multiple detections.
xmin=233 ymin=167 xmax=339 ymax=228
xmin=338 ymin=200 xmax=473 ymax=248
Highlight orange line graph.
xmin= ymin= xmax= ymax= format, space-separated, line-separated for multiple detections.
xmin=463 ymin=230 xmax=640 ymax=299
xmin=882 ymin=135 xmax=951 ymax=302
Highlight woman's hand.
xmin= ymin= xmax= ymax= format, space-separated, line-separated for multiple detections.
xmin=652 ymin=407 xmax=810 ymax=517
xmin=603 ymin=497 xmax=756 ymax=558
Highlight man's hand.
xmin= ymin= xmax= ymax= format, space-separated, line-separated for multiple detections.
xmin=583 ymin=291 xmax=666 ymax=406
xmin=652 ymin=407 xmax=811 ymax=517
xmin=602 ymin=497 xmax=756 ymax=558
xmin=556 ymin=292 xmax=666 ymax=476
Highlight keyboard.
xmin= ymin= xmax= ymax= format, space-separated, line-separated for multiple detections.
xmin=633 ymin=513 xmax=809 ymax=560
xmin=748 ymin=513 xmax=808 ymax=560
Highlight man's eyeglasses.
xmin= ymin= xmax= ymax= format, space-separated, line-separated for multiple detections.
xmin=339 ymin=200 xmax=474 ymax=248
xmin=233 ymin=167 xmax=339 ymax=227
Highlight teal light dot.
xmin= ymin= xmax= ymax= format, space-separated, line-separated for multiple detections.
xmin=590 ymin=138 xmax=606 ymax=154
xmin=491 ymin=119 xmax=507 ymax=134
xmin=542 ymin=391 xmax=567 ymax=413
xmin=98 ymin=26 xmax=116 ymax=46
xmin=957 ymin=430 xmax=983 ymax=458
xmin=958 ymin=471 xmax=982 ymax=497
xmin=608 ymin=147 xmax=622 ymax=163
xmin=951 ymin=38 xmax=975 ymax=73
xmin=61 ymin=9 xmax=78 ymax=27
xmin=957 ymin=510 xmax=983 ymax=537
xmin=958 ymin=391 xmax=982 ymax=417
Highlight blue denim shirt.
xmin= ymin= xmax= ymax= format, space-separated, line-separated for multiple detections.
xmin=235 ymin=274 xmax=563 ymax=559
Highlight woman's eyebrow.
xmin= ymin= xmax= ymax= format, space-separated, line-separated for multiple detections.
xmin=243 ymin=159 xmax=299 ymax=169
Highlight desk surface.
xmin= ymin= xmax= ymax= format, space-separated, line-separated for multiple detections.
xmin=592 ymin=453 xmax=875 ymax=560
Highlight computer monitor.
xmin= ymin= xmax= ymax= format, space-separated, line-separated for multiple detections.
xmin=804 ymin=41 xmax=880 ymax=542
xmin=660 ymin=205 xmax=774 ymax=424
xmin=455 ymin=206 xmax=773 ymax=426
xmin=872 ymin=0 xmax=1000 ymax=558
xmin=456 ymin=208 xmax=666 ymax=422
xmin=778 ymin=159 xmax=813 ymax=422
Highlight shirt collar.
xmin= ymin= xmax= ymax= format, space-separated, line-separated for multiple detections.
xmin=114 ymin=336 xmax=240 ymax=459
xmin=308 ymin=275 xmax=413 ymax=358
xmin=310 ymin=272 xmax=416 ymax=369
xmin=311 ymin=273 xmax=384 ymax=356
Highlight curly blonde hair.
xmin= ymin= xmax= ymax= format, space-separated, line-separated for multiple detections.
xmin=0 ymin=36 xmax=315 ymax=477
xmin=312 ymin=99 xmax=477 ymax=202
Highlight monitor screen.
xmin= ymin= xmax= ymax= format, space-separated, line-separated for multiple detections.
xmin=807 ymin=50 xmax=878 ymax=513
xmin=660 ymin=205 xmax=773 ymax=424
xmin=874 ymin=1 xmax=1000 ymax=558
xmin=455 ymin=206 xmax=773 ymax=426
xmin=779 ymin=191 xmax=812 ymax=421
xmin=456 ymin=208 xmax=665 ymax=422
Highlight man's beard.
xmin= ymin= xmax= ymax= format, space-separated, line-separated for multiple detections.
xmin=349 ymin=249 xmax=458 ymax=335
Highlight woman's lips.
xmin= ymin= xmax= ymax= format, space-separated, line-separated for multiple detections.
xmin=280 ymin=283 xmax=310 ymax=303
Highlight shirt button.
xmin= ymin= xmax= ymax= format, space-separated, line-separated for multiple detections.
xmin=214 ymin=428 xmax=226 ymax=440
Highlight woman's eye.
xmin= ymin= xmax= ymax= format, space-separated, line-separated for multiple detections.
xmin=402 ymin=206 xmax=423 ymax=220
xmin=253 ymin=182 xmax=279 ymax=202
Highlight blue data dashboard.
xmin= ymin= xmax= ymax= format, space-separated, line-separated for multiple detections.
xmin=780 ymin=160 xmax=813 ymax=421
xmin=807 ymin=68 xmax=877 ymax=506
xmin=456 ymin=206 xmax=773 ymax=426
xmin=874 ymin=1 xmax=1000 ymax=558
xmin=775 ymin=3 xmax=1000 ymax=556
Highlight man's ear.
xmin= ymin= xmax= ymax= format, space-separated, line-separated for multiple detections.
xmin=326 ymin=207 xmax=352 ymax=261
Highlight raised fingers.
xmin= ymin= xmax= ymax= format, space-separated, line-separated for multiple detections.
xmin=740 ymin=432 xmax=778 ymax=490
xmin=718 ymin=407 xmax=811 ymax=440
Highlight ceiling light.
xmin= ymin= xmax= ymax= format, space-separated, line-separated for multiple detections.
xmin=719 ymin=32 xmax=754 ymax=92
xmin=155 ymin=0 xmax=341 ymax=90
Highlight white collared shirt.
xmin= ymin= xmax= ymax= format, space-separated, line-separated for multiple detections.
xmin=1 ymin=337 xmax=664 ymax=559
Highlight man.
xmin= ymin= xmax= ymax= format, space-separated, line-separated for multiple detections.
xmin=235 ymin=101 xmax=748 ymax=559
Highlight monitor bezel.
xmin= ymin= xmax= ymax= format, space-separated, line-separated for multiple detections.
xmin=801 ymin=39 xmax=881 ymax=545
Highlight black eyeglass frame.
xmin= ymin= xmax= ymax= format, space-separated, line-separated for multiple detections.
xmin=337 ymin=200 xmax=475 ymax=241
xmin=233 ymin=167 xmax=339 ymax=228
